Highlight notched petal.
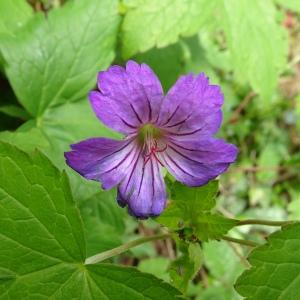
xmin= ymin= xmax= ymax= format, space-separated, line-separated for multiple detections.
xmin=157 ymin=73 xmax=224 ymax=136
xmin=92 ymin=60 xmax=163 ymax=130
xmin=117 ymin=156 xmax=167 ymax=218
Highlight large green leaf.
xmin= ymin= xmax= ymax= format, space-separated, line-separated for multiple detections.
xmin=121 ymin=0 xmax=217 ymax=58
xmin=134 ymin=43 xmax=184 ymax=92
xmin=0 ymin=142 xmax=182 ymax=299
xmin=0 ymin=98 xmax=120 ymax=200
xmin=80 ymin=191 xmax=126 ymax=257
xmin=41 ymin=98 xmax=120 ymax=163
xmin=41 ymin=98 xmax=121 ymax=199
xmin=1 ymin=0 xmax=120 ymax=116
xmin=221 ymin=0 xmax=287 ymax=104
xmin=200 ymin=240 xmax=245 ymax=299
xmin=0 ymin=142 xmax=85 ymax=287
xmin=0 ymin=127 xmax=50 ymax=152
xmin=0 ymin=0 xmax=33 ymax=38
xmin=138 ymin=257 xmax=171 ymax=282
xmin=235 ymin=223 xmax=300 ymax=299
xmin=203 ymin=240 xmax=245 ymax=285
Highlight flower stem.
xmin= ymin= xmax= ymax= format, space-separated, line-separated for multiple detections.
xmin=85 ymin=233 xmax=171 ymax=265
xmin=221 ymin=235 xmax=259 ymax=247
xmin=237 ymin=219 xmax=294 ymax=227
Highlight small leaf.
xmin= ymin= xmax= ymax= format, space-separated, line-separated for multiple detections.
xmin=194 ymin=213 xmax=238 ymax=241
xmin=157 ymin=181 xmax=218 ymax=229
xmin=121 ymin=0 xmax=217 ymax=58
xmin=172 ymin=180 xmax=218 ymax=213
xmin=235 ymin=223 xmax=300 ymax=299
xmin=169 ymin=242 xmax=202 ymax=292
xmin=157 ymin=181 xmax=237 ymax=241
xmin=0 ymin=105 xmax=31 ymax=120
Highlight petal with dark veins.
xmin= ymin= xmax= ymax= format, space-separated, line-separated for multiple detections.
xmin=157 ymin=73 xmax=223 ymax=137
xmin=65 ymin=137 xmax=139 ymax=190
xmin=159 ymin=137 xmax=238 ymax=186
xmin=118 ymin=155 xmax=166 ymax=218
xmin=89 ymin=61 xmax=164 ymax=134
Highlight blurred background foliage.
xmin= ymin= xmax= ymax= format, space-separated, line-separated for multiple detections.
xmin=0 ymin=0 xmax=300 ymax=299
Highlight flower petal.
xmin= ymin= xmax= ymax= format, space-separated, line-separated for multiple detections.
xmin=157 ymin=73 xmax=223 ymax=138
xmin=159 ymin=137 xmax=238 ymax=186
xmin=89 ymin=61 xmax=164 ymax=134
xmin=65 ymin=137 xmax=139 ymax=190
xmin=89 ymin=91 xmax=138 ymax=135
xmin=117 ymin=155 xmax=167 ymax=218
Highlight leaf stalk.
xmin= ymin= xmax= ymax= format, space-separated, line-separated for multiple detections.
xmin=237 ymin=219 xmax=294 ymax=227
xmin=85 ymin=233 xmax=171 ymax=265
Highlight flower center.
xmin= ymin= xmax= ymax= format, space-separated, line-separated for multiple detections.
xmin=138 ymin=124 xmax=161 ymax=143
xmin=137 ymin=124 xmax=167 ymax=166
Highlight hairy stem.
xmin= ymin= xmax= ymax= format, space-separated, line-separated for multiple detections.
xmin=222 ymin=235 xmax=259 ymax=247
xmin=237 ymin=219 xmax=294 ymax=227
xmin=85 ymin=233 xmax=171 ymax=265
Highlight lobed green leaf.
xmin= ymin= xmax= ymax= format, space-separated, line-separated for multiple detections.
xmin=169 ymin=242 xmax=202 ymax=292
xmin=0 ymin=0 xmax=33 ymax=38
xmin=121 ymin=0 xmax=216 ymax=58
xmin=1 ymin=0 xmax=120 ymax=116
xmin=235 ymin=223 xmax=300 ymax=299
xmin=157 ymin=181 xmax=237 ymax=241
xmin=0 ymin=142 xmax=182 ymax=299
xmin=221 ymin=0 xmax=288 ymax=104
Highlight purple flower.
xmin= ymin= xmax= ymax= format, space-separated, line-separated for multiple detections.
xmin=65 ymin=61 xmax=238 ymax=218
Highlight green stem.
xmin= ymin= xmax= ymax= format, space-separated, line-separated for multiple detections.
xmin=85 ymin=233 xmax=171 ymax=265
xmin=222 ymin=235 xmax=259 ymax=247
xmin=237 ymin=219 xmax=294 ymax=227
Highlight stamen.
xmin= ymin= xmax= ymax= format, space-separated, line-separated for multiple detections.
xmin=143 ymin=138 xmax=167 ymax=167
xmin=138 ymin=123 xmax=167 ymax=167
xmin=152 ymin=152 xmax=165 ymax=167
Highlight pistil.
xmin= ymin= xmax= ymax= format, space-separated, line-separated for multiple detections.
xmin=137 ymin=124 xmax=167 ymax=166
